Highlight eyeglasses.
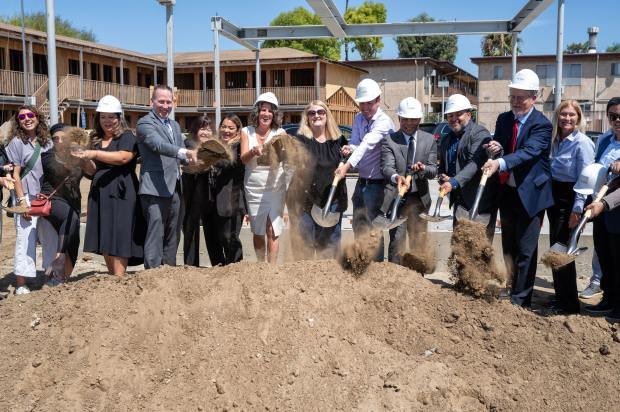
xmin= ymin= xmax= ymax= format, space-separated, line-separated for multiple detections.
xmin=17 ymin=112 xmax=36 ymax=121
xmin=508 ymin=94 xmax=533 ymax=102
xmin=608 ymin=113 xmax=620 ymax=122
xmin=307 ymin=109 xmax=326 ymax=117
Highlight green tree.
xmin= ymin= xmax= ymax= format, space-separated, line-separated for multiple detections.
xmin=0 ymin=11 xmax=96 ymax=42
xmin=565 ymin=41 xmax=589 ymax=54
xmin=343 ymin=1 xmax=387 ymax=60
xmin=607 ymin=42 xmax=620 ymax=52
xmin=395 ymin=13 xmax=457 ymax=62
xmin=262 ymin=7 xmax=340 ymax=61
xmin=480 ymin=33 xmax=521 ymax=57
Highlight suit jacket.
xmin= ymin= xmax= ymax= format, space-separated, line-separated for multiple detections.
xmin=211 ymin=142 xmax=246 ymax=217
xmin=438 ymin=122 xmax=498 ymax=213
xmin=494 ymin=108 xmax=553 ymax=217
xmin=594 ymin=131 xmax=620 ymax=233
xmin=380 ymin=129 xmax=437 ymax=212
xmin=136 ymin=110 xmax=184 ymax=197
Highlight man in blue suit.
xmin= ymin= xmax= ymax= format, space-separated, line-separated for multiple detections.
xmin=483 ymin=69 xmax=553 ymax=307
xmin=136 ymin=85 xmax=197 ymax=269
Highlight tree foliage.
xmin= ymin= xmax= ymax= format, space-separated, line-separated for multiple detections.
xmin=343 ymin=1 xmax=387 ymax=60
xmin=0 ymin=11 xmax=96 ymax=42
xmin=565 ymin=41 xmax=589 ymax=54
xmin=395 ymin=13 xmax=457 ymax=62
xmin=262 ymin=7 xmax=340 ymax=61
xmin=607 ymin=42 xmax=620 ymax=52
xmin=480 ymin=33 xmax=521 ymax=57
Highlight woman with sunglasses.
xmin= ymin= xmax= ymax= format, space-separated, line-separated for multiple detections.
xmin=583 ymin=97 xmax=620 ymax=322
xmin=287 ymin=100 xmax=348 ymax=259
xmin=77 ymin=95 xmax=144 ymax=276
xmin=5 ymin=106 xmax=53 ymax=295
xmin=545 ymin=100 xmax=594 ymax=314
xmin=181 ymin=115 xmax=213 ymax=266
xmin=199 ymin=114 xmax=246 ymax=265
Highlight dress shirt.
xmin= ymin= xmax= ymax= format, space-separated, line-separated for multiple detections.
xmin=390 ymin=131 xmax=418 ymax=192
xmin=551 ymin=130 xmax=595 ymax=212
xmin=348 ymin=108 xmax=395 ymax=179
xmin=597 ymin=135 xmax=620 ymax=170
xmin=498 ymin=107 xmax=534 ymax=187
xmin=155 ymin=112 xmax=188 ymax=161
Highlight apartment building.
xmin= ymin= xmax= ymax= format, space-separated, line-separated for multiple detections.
xmin=472 ymin=52 xmax=620 ymax=131
xmin=0 ymin=22 xmax=364 ymax=130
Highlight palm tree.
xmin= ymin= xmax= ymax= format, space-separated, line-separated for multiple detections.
xmin=481 ymin=34 xmax=521 ymax=57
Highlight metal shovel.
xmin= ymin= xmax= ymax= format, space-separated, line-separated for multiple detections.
xmin=454 ymin=170 xmax=492 ymax=225
xmin=550 ymin=181 xmax=611 ymax=257
xmin=311 ymin=162 xmax=345 ymax=228
xmin=1 ymin=181 xmax=29 ymax=216
xmin=419 ymin=186 xmax=451 ymax=222
xmin=372 ymin=174 xmax=412 ymax=230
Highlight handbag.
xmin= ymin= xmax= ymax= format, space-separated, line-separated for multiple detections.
xmin=28 ymin=176 xmax=69 ymax=217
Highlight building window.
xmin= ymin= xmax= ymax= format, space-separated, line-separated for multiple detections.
xmin=103 ymin=65 xmax=113 ymax=82
xmin=272 ymin=70 xmax=284 ymax=87
xmin=0 ymin=48 xmax=5 ymax=70
xmin=291 ymin=69 xmax=314 ymax=86
xmin=115 ymin=67 xmax=129 ymax=84
xmin=68 ymin=59 xmax=80 ymax=75
xmin=33 ymin=53 xmax=48 ymax=75
xmin=251 ymin=70 xmax=266 ymax=88
xmin=90 ymin=62 xmax=100 ymax=81
xmin=225 ymin=71 xmax=247 ymax=88
xmin=492 ymin=65 xmax=503 ymax=80
xmin=612 ymin=63 xmax=620 ymax=76
xmin=9 ymin=49 xmax=23 ymax=71
xmin=175 ymin=73 xmax=195 ymax=90
xmin=198 ymin=72 xmax=213 ymax=89
xmin=535 ymin=63 xmax=581 ymax=86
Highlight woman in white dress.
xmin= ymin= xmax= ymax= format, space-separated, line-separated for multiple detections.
xmin=240 ymin=92 xmax=287 ymax=263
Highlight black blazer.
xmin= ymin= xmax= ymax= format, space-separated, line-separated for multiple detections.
xmin=210 ymin=142 xmax=246 ymax=217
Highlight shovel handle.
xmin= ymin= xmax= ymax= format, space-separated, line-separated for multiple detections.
xmin=331 ymin=162 xmax=345 ymax=186
xmin=397 ymin=175 xmax=413 ymax=197
xmin=584 ymin=183 xmax=610 ymax=219
xmin=438 ymin=187 xmax=447 ymax=198
xmin=6 ymin=181 xmax=14 ymax=190
xmin=479 ymin=169 xmax=490 ymax=187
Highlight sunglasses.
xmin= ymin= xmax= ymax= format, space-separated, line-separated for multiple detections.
xmin=608 ymin=113 xmax=620 ymax=122
xmin=307 ymin=109 xmax=326 ymax=117
xmin=18 ymin=112 xmax=36 ymax=121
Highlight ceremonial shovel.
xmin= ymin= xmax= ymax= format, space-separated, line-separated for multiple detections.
xmin=419 ymin=186 xmax=451 ymax=222
xmin=372 ymin=175 xmax=412 ymax=230
xmin=454 ymin=169 xmax=492 ymax=225
xmin=310 ymin=162 xmax=345 ymax=228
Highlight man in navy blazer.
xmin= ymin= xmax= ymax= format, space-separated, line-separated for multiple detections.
xmin=483 ymin=69 xmax=553 ymax=307
xmin=136 ymin=85 xmax=197 ymax=269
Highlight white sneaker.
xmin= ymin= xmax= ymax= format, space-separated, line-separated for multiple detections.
xmin=15 ymin=285 xmax=31 ymax=295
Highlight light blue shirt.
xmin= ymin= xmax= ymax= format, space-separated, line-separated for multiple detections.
xmin=348 ymin=108 xmax=395 ymax=179
xmin=597 ymin=135 xmax=620 ymax=170
xmin=550 ymin=130 xmax=594 ymax=212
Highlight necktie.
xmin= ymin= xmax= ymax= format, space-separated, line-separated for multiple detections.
xmin=163 ymin=118 xmax=173 ymax=137
xmin=499 ymin=118 xmax=519 ymax=185
xmin=406 ymin=134 xmax=415 ymax=168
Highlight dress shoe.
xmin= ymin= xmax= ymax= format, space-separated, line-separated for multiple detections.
xmin=584 ymin=299 xmax=613 ymax=315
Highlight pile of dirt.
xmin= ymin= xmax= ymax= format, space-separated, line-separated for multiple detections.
xmin=448 ymin=219 xmax=505 ymax=298
xmin=402 ymin=233 xmax=437 ymax=275
xmin=338 ymin=229 xmax=382 ymax=276
xmin=0 ymin=260 xmax=618 ymax=411
xmin=541 ymin=250 xmax=575 ymax=269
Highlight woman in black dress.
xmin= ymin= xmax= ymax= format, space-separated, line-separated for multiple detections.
xmin=182 ymin=116 xmax=213 ymax=266
xmin=40 ymin=123 xmax=91 ymax=285
xmin=77 ymin=95 xmax=144 ymax=276
xmin=287 ymin=100 xmax=348 ymax=259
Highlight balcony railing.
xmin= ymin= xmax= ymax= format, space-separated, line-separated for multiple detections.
xmin=0 ymin=69 xmax=47 ymax=98
xmin=432 ymin=86 xmax=478 ymax=105
xmin=58 ymin=75 xmax=151 ymax=106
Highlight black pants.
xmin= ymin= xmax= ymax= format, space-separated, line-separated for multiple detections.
xmin=500 ymin=186 xmax=544 ymax=307
xmin=182 ymin=175 xmax=209 ymax=267
xmin=593 ymin=217 xmax=620 ymax=308
xmin=203 ymin=207 xmax=244 ymax=266
xmin=388 ymin=193 xmax=427 ymax=264
xmin=44 ymin=198 xmax=80 ymax=266
xmin=546 ymin=180 xmax=580 ymax=312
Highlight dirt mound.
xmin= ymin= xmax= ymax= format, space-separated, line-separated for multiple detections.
xmin=338 ymin=229 xmax=382 ymax=276
xmin=402 ymin=233 xmax=437 ymax=275
xmin=541 ymin=250 xmax=575 ymax=269
xmin=449 ymin=219 xmax=505 ymax=298
xmin=0 ymin=260 xmax=618 ymax=411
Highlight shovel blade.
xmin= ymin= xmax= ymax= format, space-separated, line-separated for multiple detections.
xmin=310 ymin=205 xmax=340 ymax=228
xmin=372 ymin=215 xmax=407 ymax=230
xmin=454 ymin=205 xmax=491 ymax=225
xmin=419 ymin=212 xmax=451 ymax=223
xmin=550 ymin=242 xmax=568 ymax=254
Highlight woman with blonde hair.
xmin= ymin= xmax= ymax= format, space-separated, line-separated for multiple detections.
xmin=287 ymin=100 xmax=348 ymax=259
xmin=545 ymin=99 xmax=594 ymax=314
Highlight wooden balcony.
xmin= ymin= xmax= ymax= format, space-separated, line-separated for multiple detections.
xmin=431 ymin=86 xmax=478 ymax=105
xmin=0 ymin=69 xmax=47 ymax=99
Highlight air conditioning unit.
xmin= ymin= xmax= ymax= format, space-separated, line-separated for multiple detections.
xmin=551 ymin=86 xmax=565 ymax=95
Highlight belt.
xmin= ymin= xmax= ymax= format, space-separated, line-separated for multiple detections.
xmin=358 ymin=178 xmax=385 ymax=185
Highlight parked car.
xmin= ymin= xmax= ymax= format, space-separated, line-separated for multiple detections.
xmin=281 ymin=123 xmax=352 ymax=140
xmin=585 ymin=130 xmax=602 ymax=144
xmin=432 ymin=122 xmax=451 ymax=142
xmin=419 ymin=122 xmax=437 ymax=134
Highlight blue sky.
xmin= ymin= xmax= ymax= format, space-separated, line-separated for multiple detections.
xmin=0 ymin=0 xmax=616 ymax=75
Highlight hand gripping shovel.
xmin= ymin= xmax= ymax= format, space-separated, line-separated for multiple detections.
xmin=1 ymin=181 xmax=29 ymax=216
xmin=550 ymin=180 xmax=611 ymax=258
xmin=454 ymin=170 xmax=492 ymax=225
xmin=372 ymin=175 xmax=412 ymax=230
xmin=419 ymin=186 xmax=451 ymax=223
xmin=311 ymin=162 xmax=345 ymax=228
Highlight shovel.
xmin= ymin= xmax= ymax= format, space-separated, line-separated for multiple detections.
xmin=372 ymin=174 xmax=412 ymax=230
xmin=419 ymin=186 xmax=451 ymax=222
xmin=549 ymin=180 xmax=611 ymax=258
xmin=311 ymin=162 xmax=346 ymax=228
xmin=454 ymin=170 xmax=492 ymax=225
xmin=1 ymin=181 xmax=29 ymax=216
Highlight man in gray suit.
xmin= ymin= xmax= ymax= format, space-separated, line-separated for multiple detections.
xmin=136 ymin=85 xmax=197 ymax=269
xmin=438 ymin=94 xmax=498 ymax=239
xmin=380 ymin=97 xmax=437 ymax=263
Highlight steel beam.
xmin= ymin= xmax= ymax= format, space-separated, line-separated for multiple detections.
xmin=212 ymin=16 xmax=259 ymax=50
xmin=510 ymin=0 xmax=554 ymax=32
xmin=307 ymin=0 xmax=347 ymax=38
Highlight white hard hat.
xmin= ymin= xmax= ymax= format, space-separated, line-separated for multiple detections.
xmin=574 ymin=163 xmax=607 ymax=195
xmin=396 ymin=97 xmax=423 ymax=119
xmin=96 ymin=95 xmax=122 ymax=113
xmin=444 ymin=94 xmax=472 ymax=114
xmin=508 ymin=68 xmax=539 ymax=91
xmin=354 ymin=78 xmax=382 ymax=103
xmin=255 ymin=92 xmax=279 ymax=109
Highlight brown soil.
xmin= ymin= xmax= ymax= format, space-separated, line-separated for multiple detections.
xmin=541 ymin=250 xmax=576 ymax=269
xmin=402 ymin=250 xmax=435 ymax=275
xmin=338 ymin=229 xmax=382 ymax=276
xmin=0 ymin=260 xmax=618 ymax=411
xmin=449 ymin=219 xmax=505 ymax=299
xmin=193 ymin=139 xmax=233 ymax=172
